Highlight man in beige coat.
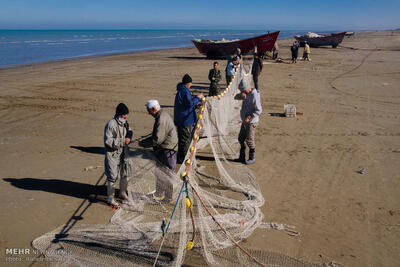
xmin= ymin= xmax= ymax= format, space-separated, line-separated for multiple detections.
xmin=104 ymin=103 xmax=133 ymax=207
xmin=303 ymin=41 xmax=311 ymax=61
xmin=146 ymin=100 xmax=178 ymax=171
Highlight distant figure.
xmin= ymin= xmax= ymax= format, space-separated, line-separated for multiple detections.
xmin=104 ymin=103 xmax=133 ymax=207
xmin=236 ymin=48 xmax=242 ymax=62
xmin=226 ymin=56 xmax=239 ymax=86
xmin=303 ymin=41 xmax=311 ymax=61
xmin=174 ymin=74 xmax=204 ymax=164
xmin=146 ymin=100 xmax=178 ymax=171
xmin=208 ymin=61 xmax=222 ymax=96
xmin=272 ymin=42 xmax=279 ymax=60
xmin=251 ymin=52 xmax=263 ymax=90
xmin=290 ymin=42 xmax=299 ymax=63
xmin=234 ymin=82 xmax=262 ymax=165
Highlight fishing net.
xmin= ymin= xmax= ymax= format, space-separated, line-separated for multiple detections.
xmin=32 ymin=61 xmax=340 ymax=267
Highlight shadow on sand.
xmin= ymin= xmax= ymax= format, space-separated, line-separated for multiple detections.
xmin=70 ymin=146 xmax=105 ymax=155
xmin=3 ymin=177 xmax=107 ymax=200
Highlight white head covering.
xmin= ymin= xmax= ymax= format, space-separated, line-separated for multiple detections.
xmin=239 ymin=78 xmax=251 ymax=91
xmin=145 ymin=99 xmax=160 ymax=110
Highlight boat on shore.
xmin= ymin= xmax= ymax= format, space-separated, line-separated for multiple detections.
xmin=192 ymin=31 xmax=280 ymax=58
xmin=294 ymin=32 xmax=346 ymax=48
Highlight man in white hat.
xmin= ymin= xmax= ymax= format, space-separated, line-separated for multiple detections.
xmin=146 ymin=100 xmax=178 ymax=171
xmin=234 ymin=81 xmax=262 ymax=165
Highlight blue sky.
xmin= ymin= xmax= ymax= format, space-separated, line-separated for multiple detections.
xmin=0 ymin=0 xmax=399 ymax=30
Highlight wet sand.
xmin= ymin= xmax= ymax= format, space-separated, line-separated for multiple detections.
xmin=0 ymin=30 xmax=399 ymax=266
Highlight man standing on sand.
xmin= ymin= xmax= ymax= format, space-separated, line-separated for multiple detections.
xmin=226 ymin=56 xmax=239 ymax=86
xmin=104 ymin=103 xmax=133 ymax=207
xmin=251 ymin=52 xmax=263 ymax=90
xmin=146 ymin=99 xmax=178 ymax=171
xmin=272 ymin=42 xmax=279 ymax=60
xmin=291 ymin=41 xmax=299 ymax=63
xmin=208 ymin=61 xmax=221 ymax=96
xmin=174 ymin=74 xmax=204 ymax=164
xmin=303 ymin=41 xmax=311 ymax=61
xmin=234 ymin=81 xmax=262 ymax=165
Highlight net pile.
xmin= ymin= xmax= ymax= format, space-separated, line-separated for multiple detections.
xmin=32 ymin=60 xmax=339 ymax=267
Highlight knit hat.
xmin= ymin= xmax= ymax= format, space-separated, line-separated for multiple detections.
xmin=182 ymin=74 xmax=192 ymax=84
xmin=115 ymin=103 xmax=129 ymax=116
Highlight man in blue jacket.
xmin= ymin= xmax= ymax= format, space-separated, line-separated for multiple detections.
xmin=174 ymin=74 xmax=204 ymax=164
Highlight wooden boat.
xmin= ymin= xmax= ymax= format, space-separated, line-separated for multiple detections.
xmin=294 ymin=32 xmax=346 ymax=48
xmin=192 ymin=31 xmax=280 ymax=58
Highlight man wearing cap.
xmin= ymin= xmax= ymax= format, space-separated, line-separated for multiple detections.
xmin=104 ymin=103 xmax=133 ymax=207
xmin=251 ymin=52 xmax=263 ymax=90
xmin=146 ymin=99 xmax=178 ymax=171
xmin=234 ymin=81 xmax=262 ymax=165
xmin=174 ymin=74 xmax=204 ymax=164
xmin=226 ymin=56 xmax=239 ymax=86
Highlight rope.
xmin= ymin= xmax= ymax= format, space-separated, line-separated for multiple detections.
xmin=152 ymin=180 xmax=186 ymax=267
xmin=189 ymin=182 xmax=267 ymax=267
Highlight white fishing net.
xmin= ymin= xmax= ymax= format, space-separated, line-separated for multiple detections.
xmin=32 ymin=60 xmax=341 ymax=267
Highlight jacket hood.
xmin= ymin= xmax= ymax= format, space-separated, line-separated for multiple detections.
xmin=176 ymin=82 xmax=186 ymax=91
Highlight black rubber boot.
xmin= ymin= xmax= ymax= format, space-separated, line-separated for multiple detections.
xmin=235 ymin=147 xmax=246 ymax=163
xmin=246 ymin=149 xmax=256 ymax=165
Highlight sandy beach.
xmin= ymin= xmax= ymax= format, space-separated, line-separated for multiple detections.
xmin=0 ymin=30 xmax=399 ymax=266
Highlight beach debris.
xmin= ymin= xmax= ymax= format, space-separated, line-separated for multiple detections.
xmin=284 ymin=104 xmax=296 ymax=117
xmin=358 ymin=168 xmax=366 ymax=174
xmin=259 ymin=222 xmax=300 ymax=236
xmin=84 ymin=166 xmax=103 ymax=171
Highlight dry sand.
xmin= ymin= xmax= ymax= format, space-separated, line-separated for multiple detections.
xmin=0 ymin=30 xmax=399 ymax=266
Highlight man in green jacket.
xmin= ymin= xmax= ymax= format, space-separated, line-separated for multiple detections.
xmin=208 ymin=61 xmax=221 ymax=96
xmin=146 ymin=99 xmax=178 ymax=171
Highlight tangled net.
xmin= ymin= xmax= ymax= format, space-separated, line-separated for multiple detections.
xmin=33 ymin=60 xmax=341 ymax=267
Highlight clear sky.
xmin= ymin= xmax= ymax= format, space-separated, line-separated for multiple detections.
xmin=0 ymin=0 xmax=399 ymax=30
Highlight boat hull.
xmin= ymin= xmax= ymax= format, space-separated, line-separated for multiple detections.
xmin=294 ymin=32 xmax=346 ymax=48
xmin=192 ymin=31 xmax=280 ymax=58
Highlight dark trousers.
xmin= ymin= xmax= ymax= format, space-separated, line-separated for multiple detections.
xmin=177 ymin=125 xmax=194 ymax=164
xmin=253 ymin=74 xmax=259 ymax=90
xmin=155 ymin=149 xmax=177 ymax=172
xmin=209 ymin=82 xmax=218 ymax=96
xmin=291 ymin=52 xmax=298 ymax=62
xmin=226 ymin=75 xmax=233 ymax=86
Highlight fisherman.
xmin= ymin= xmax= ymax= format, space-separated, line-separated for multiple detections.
xmin=104 ymin=103 xmax=133 ymax=207
xmin=290 ymin=41 xmax=299 ymax=63
xmin=272 ymin=41 xmax=279 ymax=60
xmin=174 ymin=74 xmax=204 ymax=164
xmin=208 ymin=61 xmax=222 ymax=96
xmin=251 ymin=52 xmax=263 ymax=90
xmin=234 ymin=81 xmax=262 ymax=165
xmin=236 ymin=48 xmax=242 ymax=62
xmin=303 ymin=41 xmax=311 ymax=61
xmin=226 ymin=56 xmax=239 ymax=86
xmin=146 ymin=99 xmax=178 ymax=171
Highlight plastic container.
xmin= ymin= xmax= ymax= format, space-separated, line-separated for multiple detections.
xmin=284 ymin=104 xmax=296 ymax=118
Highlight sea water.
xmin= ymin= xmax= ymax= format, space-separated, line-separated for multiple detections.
xmin=0 ymin=29 xmax=311 ymax=67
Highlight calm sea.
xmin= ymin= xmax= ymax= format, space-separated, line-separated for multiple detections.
xmin=0 ymin=29 xmax=309 ymax=67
